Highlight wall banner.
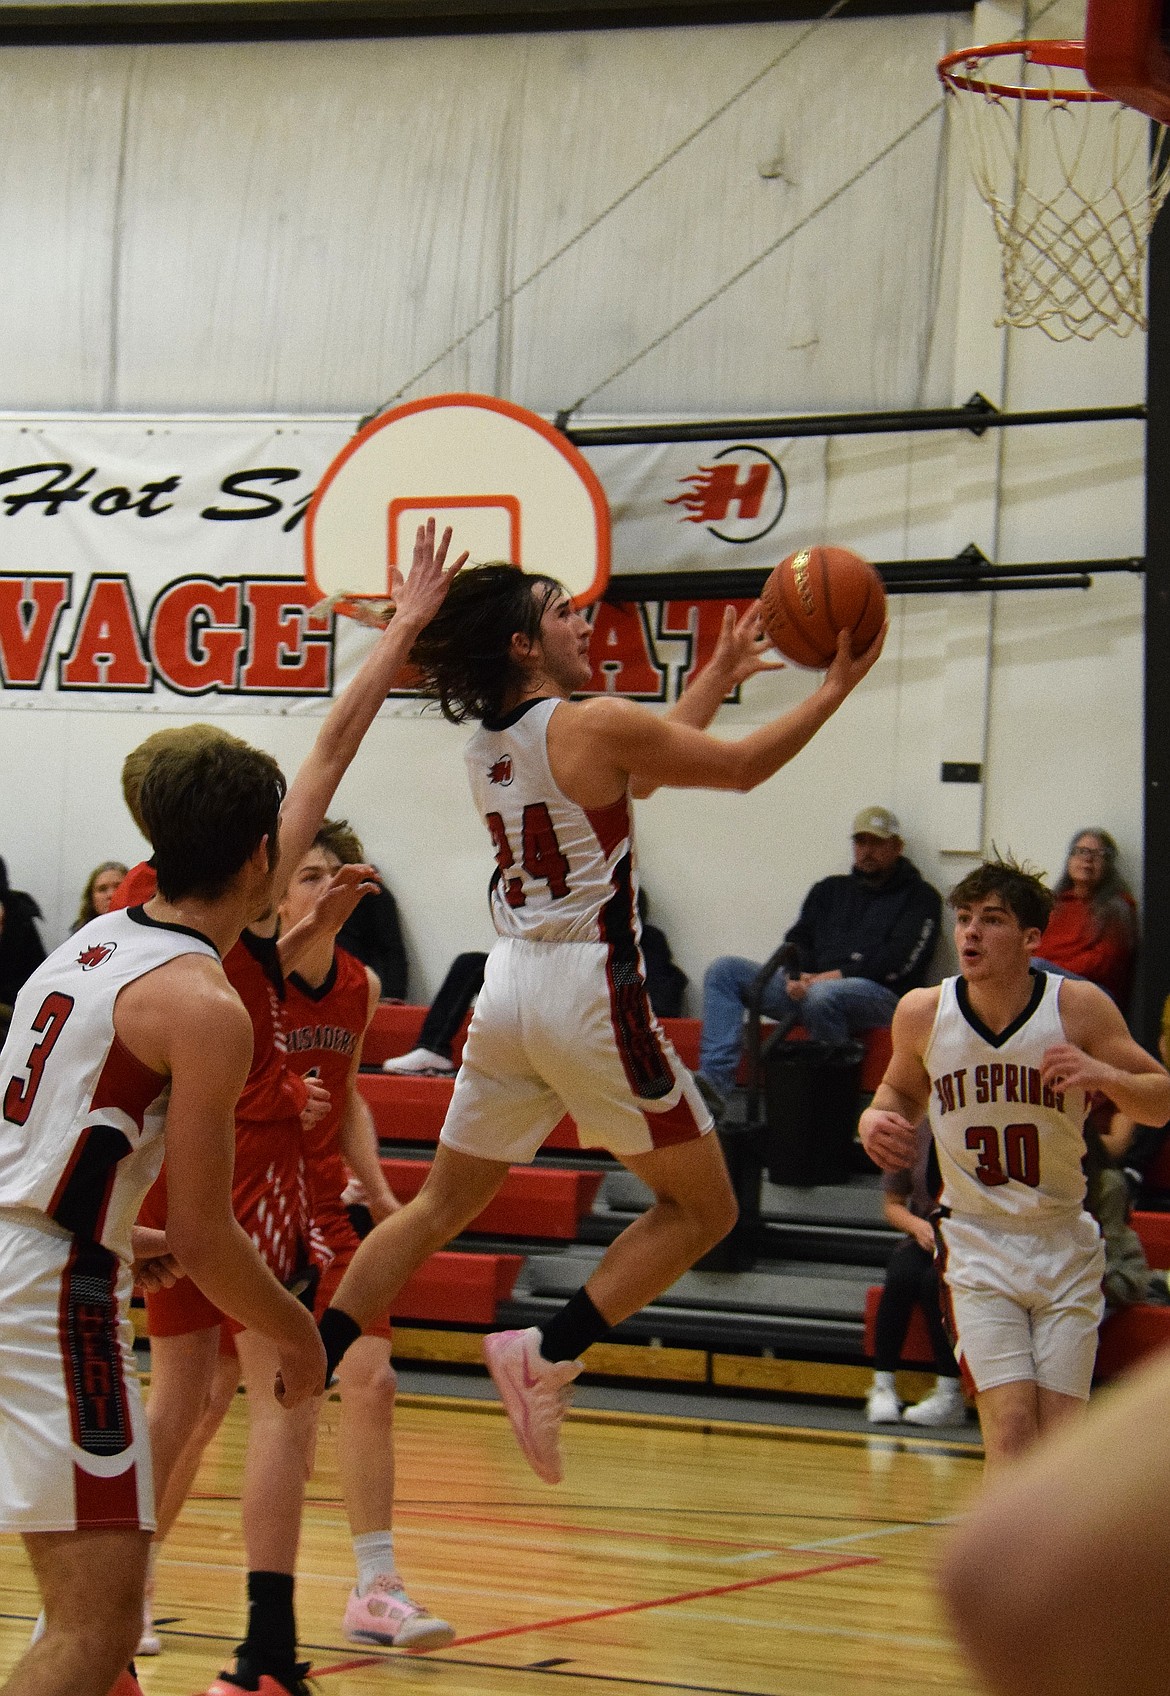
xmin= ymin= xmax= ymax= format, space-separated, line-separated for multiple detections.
xmin=0 ymin=417 xmax=827 ymax=714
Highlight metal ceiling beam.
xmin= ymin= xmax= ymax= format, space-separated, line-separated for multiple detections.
xmin=0 ymin=0 xmax=972 ymax=47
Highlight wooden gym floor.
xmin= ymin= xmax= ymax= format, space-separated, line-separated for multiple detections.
xmin=0 ymin=1390 xmax=985 ymax=1696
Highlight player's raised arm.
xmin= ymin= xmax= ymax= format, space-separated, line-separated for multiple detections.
xmin=630 ymin=602 xmax=784 ymax=800
xmin=574 ymin=624 xmax=883 ymax=800
xmin=121 ymin=955 xmax=326 ymax=1405
xmin=270 ymin=520 xmax=465 ymax=902
xmin=858 ymin=990 xmax=937 ymax=1171
xmin=1041 ymin=978 xmax=1170 ymax=1126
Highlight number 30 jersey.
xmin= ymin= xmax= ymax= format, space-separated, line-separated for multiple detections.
xmin=923 ymin=971 xmax=1089 ymax=1223
xmin=0 ymin=907 xmax=218 ymax=1262
xmin=467 ymin=697 xmax=640 ymax=946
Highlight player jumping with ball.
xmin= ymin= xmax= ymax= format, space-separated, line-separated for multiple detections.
xmin=316 ymin=563 xmax=883 ymax=1484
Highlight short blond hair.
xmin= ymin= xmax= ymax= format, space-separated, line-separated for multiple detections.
xmin=315 ymin=818 xmax=366 ymax=866
xmin=121 ymin=724 xmax=246 ymax=839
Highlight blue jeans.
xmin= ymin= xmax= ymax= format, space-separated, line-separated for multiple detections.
xmin=698 ymin=955 xmax=899 ymax=1090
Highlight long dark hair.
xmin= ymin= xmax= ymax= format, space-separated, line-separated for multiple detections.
xmin=409 ymin=563 xmax=565 ymax=724
xmin=1055 ymin=828 xmax=1137 ymax=942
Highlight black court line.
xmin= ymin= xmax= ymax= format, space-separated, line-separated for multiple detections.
xmin=317 ymin=1655 xmax=804 ymax=1695
xmin=185 ymin=1489 xmax=963 ymax=1533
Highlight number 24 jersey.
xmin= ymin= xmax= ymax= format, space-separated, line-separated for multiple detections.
xmin=924 ymin=970 xmax=1089 ymax=1222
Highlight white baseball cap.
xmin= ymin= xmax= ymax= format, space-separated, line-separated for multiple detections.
xmin=852 ymin=806 xmax=901 ymax=840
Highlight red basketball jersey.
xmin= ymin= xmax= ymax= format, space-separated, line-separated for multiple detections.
xmin=109 ymin=860 xmax=158 ymax=912
xmin=283 ymin=947 xmax=370 ymax=1258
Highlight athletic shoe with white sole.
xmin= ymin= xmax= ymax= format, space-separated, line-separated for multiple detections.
xmin=342 ymin=1575 xmax=455 ymax=1650
xmin=865 ymin=1382 xmax=903 ymax=1424
xmin=381 ymin=1047 xmax=455 ymax=1076
xmin=902 ymin=1379 xmax=967 ymax=1426
xmin=483 ymin=1327 xmax=581 ymax=1484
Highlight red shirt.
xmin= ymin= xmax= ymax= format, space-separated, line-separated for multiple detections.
xmin=1038 ymin=890 xmax=1137 ymax=1010
xmin=109 ymin=860 xmax=158 ymax=911
xmin=124 ymin=864 xmax=309 ymax=1281
xmin=223 ymin=932 xmax=309 ymax=1282
xmin=283 ymin=947 xmax=370 ymax=1260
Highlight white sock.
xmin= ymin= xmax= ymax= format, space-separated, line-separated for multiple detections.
xmin=871 ymin=1371 xmax=896 ymax=1392
xmin=353 ymin=1530 xmax=396 ymax=1595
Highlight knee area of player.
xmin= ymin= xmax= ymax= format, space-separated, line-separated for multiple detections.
xmin=336 ymin=1347 xmax=396 ymax=1407
xmin=676 ymin=1177 xmax=738 ymax=1245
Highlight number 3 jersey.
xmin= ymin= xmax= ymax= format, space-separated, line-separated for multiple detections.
xmin=923 ymin=970 xmax=1089 ymax=1223
xmin=0 ymin=907 xmax=218 ymax=1262
xmin=467 ymin=696 xmax=640 ymax=946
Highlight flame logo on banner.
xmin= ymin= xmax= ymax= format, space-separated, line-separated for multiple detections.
xmin=666 ymin=444 xmax=787 ymax=545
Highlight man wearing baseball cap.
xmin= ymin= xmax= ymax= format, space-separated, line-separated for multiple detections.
xmin=695 ymin=807 xmax=942 ymax=1107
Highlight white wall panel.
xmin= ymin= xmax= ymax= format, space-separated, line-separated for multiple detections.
xmin=0 ymin=14 xmax=962 ymax=413
xmin=0 ymin=1 xmax=1153 ymax=1008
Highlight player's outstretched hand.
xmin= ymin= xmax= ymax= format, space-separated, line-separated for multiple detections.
xmin=858 ymin=1106 xmax=917 ymax=1172
xmin=313 ymin=862 xmax=380 ymax=936
xmin=709 ymin=603 xmax=786 ymax=688
xmin=1040 ymin=1041 xmax=1114 ymax=1097
xmin=390 ymin=518 xmax=469 ymax=631
xmin=274 ymin=1309 xmax=328 ymax=1408
xmin=823 ymin=621 xmax=887 ymax=702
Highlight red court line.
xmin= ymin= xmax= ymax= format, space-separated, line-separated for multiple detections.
xmin=308 ymin=1553 xmax=877 ymax=1675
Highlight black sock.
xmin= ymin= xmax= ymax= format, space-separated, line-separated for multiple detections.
xmin=319 ymin=1306 xmax=362 ymax=1382
xmin=240 ymin=1569 xmax=296 ymax=1676
xmin=539 ymin=1287 xmax=611 ymax=1363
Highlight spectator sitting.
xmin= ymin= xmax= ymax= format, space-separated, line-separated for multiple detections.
xmin=384 ymin=890 xmax=688 ymax=1077
xmin=696 ymin=807 xmax=942 ymax=1110
xmin=0 ymin=857 xmax=46 ymax=1009
xmin=865 ymin=1120 xmax=965 ymax=1427
xmin=1031 ymin=827 xmax=1137 ymax=1010
xmin=72 ymin=860 xmax=129 ymax=931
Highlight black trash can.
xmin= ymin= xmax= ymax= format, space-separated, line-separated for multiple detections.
xmin=694 ymin=1121 xmax=767 ymax=1271
xmin=762 ymin=1038 xmax=864 ymax=1187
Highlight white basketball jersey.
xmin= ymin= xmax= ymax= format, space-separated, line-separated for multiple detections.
xmin=0 ymin=907 xmax=219 ymax=1261
xmin=466 ymin=697 xmax=642 ymax=946
xmin=924 ymin=971 xmax=1089 ymax=1221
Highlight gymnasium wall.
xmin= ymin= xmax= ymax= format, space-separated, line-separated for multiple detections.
xmin=0 ymin=0 xmax=1148 ymax=1006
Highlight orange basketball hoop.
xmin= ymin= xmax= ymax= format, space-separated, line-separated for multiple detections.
xmin=938 ymin=39 xmax=1170 ymax=340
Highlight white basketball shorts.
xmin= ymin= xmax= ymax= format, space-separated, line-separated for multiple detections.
xmin=937 ymin=1208 xmax=1105 ymax=1400
xmin=440 ymin=936 xmax=713 ymax=1164
xmin=0 ymin=1210 xmax=154 ymax=1533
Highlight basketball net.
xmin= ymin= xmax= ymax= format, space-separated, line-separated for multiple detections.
xmin=939 ymin=41 xmax=1170 ymax=341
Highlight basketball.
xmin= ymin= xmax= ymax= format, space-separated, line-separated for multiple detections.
xmin=758 ymin=546 xmax=886 ymax=670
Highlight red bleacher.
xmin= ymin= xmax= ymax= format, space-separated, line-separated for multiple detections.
xmin=392 ymin=1250 xmax=523 ymax=1325
xmin=1133 ymin=1210 xmax=1170 ymax=1268
xmin=382 ymin=1157 xmax=602 ymax=1238
xmin=362 ymin=1005 xmax=893 ymax=1107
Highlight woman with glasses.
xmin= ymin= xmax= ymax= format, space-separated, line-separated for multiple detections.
xmin=1033 ymin=829 xmax=1137 ymax=1011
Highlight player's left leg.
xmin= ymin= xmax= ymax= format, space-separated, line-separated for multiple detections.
xmin=6 ymin=1528 xmax=149 ymax=1696
xmin=972 ymin=1380 xmax=1042 ymax=1469
xmin=323 ymin=1145 xmax=510 ymax=1338
xmin=200 ymin=1329 xmax=317 ymax=1696
xmin=483 ymin=1131 xmax=735 ymax=1485
xmin=334 ymin=1336 xmax=454 ymax=1651
xmin=588 ymin=1131 xmax=738 ymax=1321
